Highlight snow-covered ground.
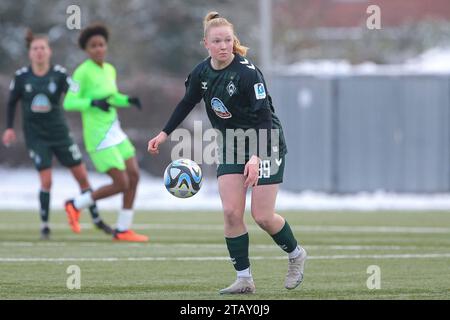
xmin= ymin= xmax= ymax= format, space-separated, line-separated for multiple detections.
xmin=275 ymin=47 xmax=450 ymax=75
xmin=1 ymin=167 xmax=450 ymax=212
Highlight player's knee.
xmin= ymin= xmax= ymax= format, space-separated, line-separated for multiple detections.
xmin=127 ymin=169 xmax=140 ymax=187
xmin=115 ymin=174 xmax=130 ymax=192
xmin=252 ymin=213 xmax=273 ymax=231
xmin=223 ymin=207 xmax=244 ymax=227
xmin=39 ymin=173 xmax=52 ymax=190
xmin=41 ymin=179 xmax=52 ymax=190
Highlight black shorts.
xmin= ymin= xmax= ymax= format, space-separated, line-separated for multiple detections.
xmin=217 ymin=155 xmax=285 ymax=185
xmin=27 ymin=139 xmax=83 ymax=171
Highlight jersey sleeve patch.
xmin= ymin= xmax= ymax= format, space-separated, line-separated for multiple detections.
xmin=67 ymin=77 xmax=80 ymax=93
xmin=9 ymin=80 xmax=15 ymax=91
xmin=254 ymin=83 xmax=267 ymax=100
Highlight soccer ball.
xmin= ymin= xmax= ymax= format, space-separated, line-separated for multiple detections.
xmin=163 ymin=159 xmax=203 ymax=198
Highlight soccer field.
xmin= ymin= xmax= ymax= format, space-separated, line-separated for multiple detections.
xmin=0 ymin=210 xmax=449 ymax=300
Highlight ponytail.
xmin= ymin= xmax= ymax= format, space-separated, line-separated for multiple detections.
xmin=233 ymin=35 xmax=248 ymax=57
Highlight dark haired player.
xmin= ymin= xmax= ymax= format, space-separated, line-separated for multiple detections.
xmin=63 ymin=24 xmax=148 ymax=242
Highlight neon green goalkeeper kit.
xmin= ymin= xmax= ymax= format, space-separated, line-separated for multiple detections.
xmin=64 ymin=59 xmax=135 ymax=172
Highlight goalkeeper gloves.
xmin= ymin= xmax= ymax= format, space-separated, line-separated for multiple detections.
xmin=91 ymin=99 xmax=111 ymax=112
xmin=128 ymin=97 xmax=142 ymax=110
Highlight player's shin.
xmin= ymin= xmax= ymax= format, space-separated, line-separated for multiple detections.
xmin=82 ymin=188 xmax=99 ymax=221
xmin=39 ymin=190 xmax=50 ymax=226
xmin=271 ymin=220 xmax=300 ymax=257
xmin=116 ymin=209 xmax=134 ymax=232
xmin=225 ymin=233 xmax=251 ymax=278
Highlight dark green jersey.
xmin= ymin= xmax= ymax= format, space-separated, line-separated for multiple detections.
xmin=184 ymin=54 xmax=287 ymax=161
xmin=7 ymin=65 xmax=72 ymax=146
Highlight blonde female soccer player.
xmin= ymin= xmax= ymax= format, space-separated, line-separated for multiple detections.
xmin=148 ymin=12 xmax=307 ymax=294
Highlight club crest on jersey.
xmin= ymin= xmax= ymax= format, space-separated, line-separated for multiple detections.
xmin=254 ymin=83 xmax=266 ymax=100
xmin=25 ymin=84 xmax=33 ymax=93
xmin=31 ymin=94 xmax=52 ymax=113
xmin=48 ymin=80 xmax=57 ymax=94
xmin=211 ymin=97 xmax=232 ymax=119
xmin=227 ymin=81 xmax=237 ymax=97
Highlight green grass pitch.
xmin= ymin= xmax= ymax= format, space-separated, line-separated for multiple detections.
xmin=0 ymin=210 xmax=449 ymax=300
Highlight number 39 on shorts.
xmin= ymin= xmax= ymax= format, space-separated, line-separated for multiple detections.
xmin=258 ymin=160 xmax=271 ymax=179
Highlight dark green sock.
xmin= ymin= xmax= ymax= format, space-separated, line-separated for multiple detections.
xmin=271 ymin=221 xmax=298 ymax=253
xmin=82 ymin=188 xmax=100 ymax=221
xmin=39 ymin=190 xmax=50 ymax=224
xmin=225 ymin=233 xmax=250 ymax=271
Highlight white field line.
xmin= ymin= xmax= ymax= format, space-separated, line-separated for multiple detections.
xmin=1 ymin=253 xmax=450 ymax=263
xmin=0 ymin=242 xmax=421 ymax=251
xmin=1 ymin=223 xmax=450 ymax=234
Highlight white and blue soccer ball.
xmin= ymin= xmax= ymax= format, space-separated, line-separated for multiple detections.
xmin=163 ymin=159 xmax=203 ymax=198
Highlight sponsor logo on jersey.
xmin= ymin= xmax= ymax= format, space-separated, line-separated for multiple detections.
xmin=30 ymin=94 xmax=52 ymax=113
xmin=201 ymin=82 xmax=208 ymax=90
xmin=25 ymin=84 xmax=33 ymax=93
xmin=227 ymin=81 xmax=237 ymax=97
xmin=211 ymin=97 xmax=232 ymax=119
xmin=254 ymin=83 xmax=267 ymax=100
xmin=48 ymin=80 xmax=57 ymax=94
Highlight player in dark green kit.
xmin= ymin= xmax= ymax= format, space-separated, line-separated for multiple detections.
xmin=148 ymin=12 xmax=307 ymax=294
xmin=2 ymin=31 xmax=112 ymax=239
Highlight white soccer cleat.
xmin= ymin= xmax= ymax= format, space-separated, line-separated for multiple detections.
xmin=219 ymin=277 xmax=256 ymax=295
xmin=285 ymin=247 xmax=307 ymax=290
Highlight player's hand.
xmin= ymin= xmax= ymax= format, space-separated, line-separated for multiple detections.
xmin=128 ymin=97 xmax=142 ymax=110
xmin=91 ymin=99 xmax=111 ymax=112
xmin=2 ymin=129 xmax=16 ymax=147
xmin=244 ymin=155 xmax=260 ymax=188
xmin=148 ymin=131 xmax=168 ymax=155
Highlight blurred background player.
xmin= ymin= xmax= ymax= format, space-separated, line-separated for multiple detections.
xmin=1 ymin=30 xmax=112 ymax=240
xmin=63 ymin=24 xmax=148 ymax=242
xmin=148 ymin=12 xmax=307 ymax=294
